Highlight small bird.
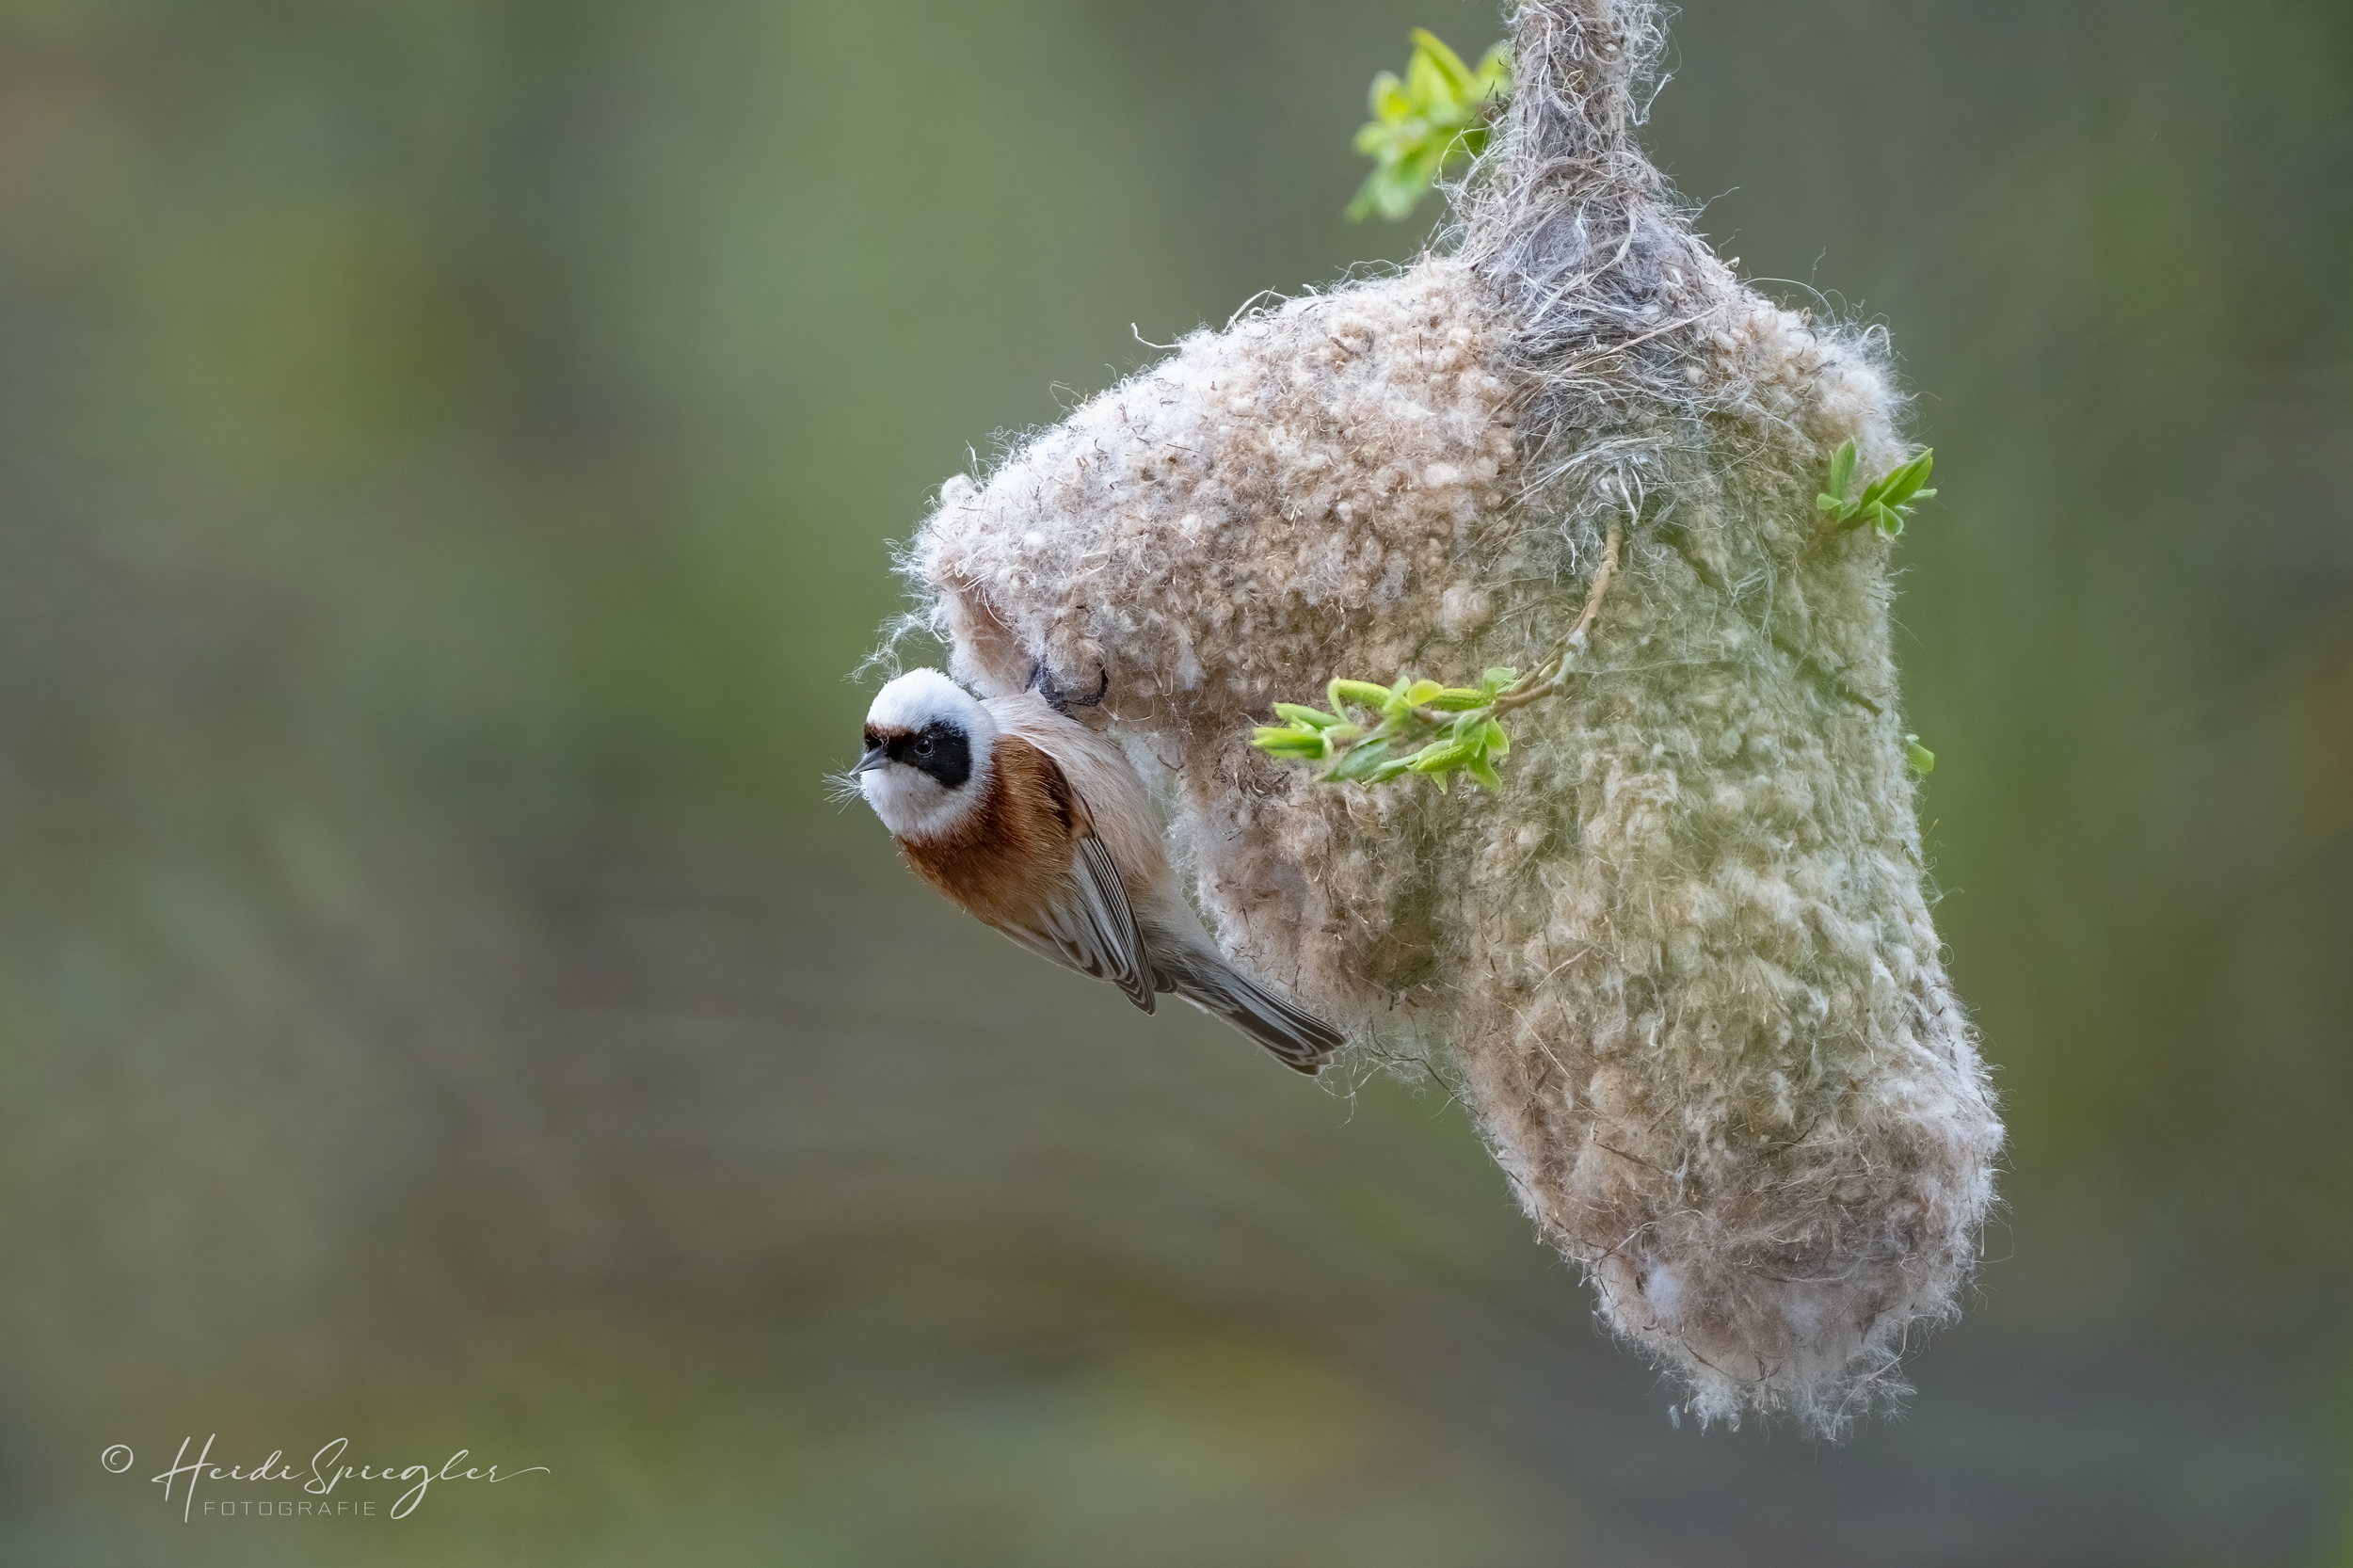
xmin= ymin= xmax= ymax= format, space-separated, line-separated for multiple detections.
xmin=852 ymin=667 xmax=1343 ymax=1073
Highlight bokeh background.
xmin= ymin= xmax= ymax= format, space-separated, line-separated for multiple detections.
xmin=0 ymin=0 xmax=2346 ymax=1562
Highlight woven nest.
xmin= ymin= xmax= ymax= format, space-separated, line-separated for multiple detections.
xmin=892 ymin=0 xmax=2000 ymax=1434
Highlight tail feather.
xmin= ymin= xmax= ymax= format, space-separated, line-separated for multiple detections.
xmin=1172 ymin=964 xmax=1344 ymax=1075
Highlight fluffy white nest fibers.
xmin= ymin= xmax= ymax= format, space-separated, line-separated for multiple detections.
xmin=893 ymin=0 xmax=2001 ymax=1435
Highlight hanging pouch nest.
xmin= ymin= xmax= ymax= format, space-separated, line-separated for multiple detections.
xmin=896 ymin=0 xmax=2000 ymax=1436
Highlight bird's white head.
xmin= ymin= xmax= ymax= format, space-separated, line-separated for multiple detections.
xmin=855 ymin=668 xmax=998 ymax=842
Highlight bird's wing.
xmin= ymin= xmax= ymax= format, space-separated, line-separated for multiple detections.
xmin=1075 ymin=834 xmax=1158 ymax=1011
xmin=984 ymin=743 xmax=1157 ymax=1013
xmin=990 ymin=838 xmax=1156 ymax=1014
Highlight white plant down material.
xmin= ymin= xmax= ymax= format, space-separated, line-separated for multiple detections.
xmin=891 ymin=0 xmax=2000 ymax=1434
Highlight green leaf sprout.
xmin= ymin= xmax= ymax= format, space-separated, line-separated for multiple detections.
xmin=1905 ymin=734 xmax=1936 ymax=776
xmin=1255 ymin=522 xmax=1622 ymax=795
xmin=1816 ymin=439 xmax=1937 ymax=538
xmin=1253 ymin=665 xmax=1532 ymax=792
xmin=1348 ymin=29 xmax=1511 ymax=222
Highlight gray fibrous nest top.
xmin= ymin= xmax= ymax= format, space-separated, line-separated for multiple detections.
xmin=889 ymin=0 xmax=2000 ymax=1436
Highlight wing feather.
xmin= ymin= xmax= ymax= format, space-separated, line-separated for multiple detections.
xmin=982 ymin=743 xmax=1156 ymax=1013
xmin=1078 ymin=835 xmax=1156 ymax=1008
xmin=995 ymin=839 xmax=1153 ymax=1011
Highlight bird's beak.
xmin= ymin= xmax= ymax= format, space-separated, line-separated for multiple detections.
xmin=853 ymin=744 xmax=889 ymax=775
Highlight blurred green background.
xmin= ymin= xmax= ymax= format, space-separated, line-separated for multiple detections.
xmin=0 ymin=0 xmax=2346 ymax=1562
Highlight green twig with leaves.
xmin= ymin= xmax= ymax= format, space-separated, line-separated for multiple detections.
xmin=1348 ymin=30 xmax=1511 ymax=222
xmin=1816 ymin=439 xmax=1936 ymax=538
xmin=1811 ymin=440 xmax=1943 ymax=775
xmin=1253 ymin=522 xmax=1621 ymax=792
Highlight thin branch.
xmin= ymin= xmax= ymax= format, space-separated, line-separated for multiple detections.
xmin=1568 ymin=517 xmax=1625 ymax=653
xmin=1478 ymin=515 xmax=1624 ymax=717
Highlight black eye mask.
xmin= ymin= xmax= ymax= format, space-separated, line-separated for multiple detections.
xmin=890 ymin=721 xmax=971 ymax=788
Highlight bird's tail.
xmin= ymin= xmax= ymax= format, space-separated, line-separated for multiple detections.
xmin=1171 ymin=962 xmax=1345 ymax=1075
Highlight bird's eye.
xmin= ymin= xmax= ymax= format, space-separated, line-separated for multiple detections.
xmin=914 ymin=735 xmax=935 ymax=756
